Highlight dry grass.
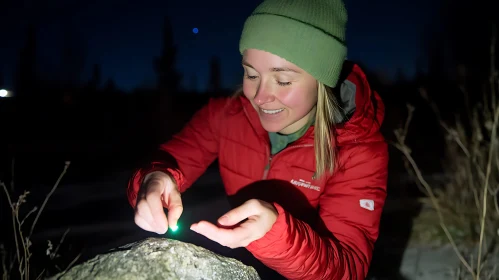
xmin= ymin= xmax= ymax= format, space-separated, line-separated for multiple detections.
xmin=393 ymin=27 xmax=499 ymax=279
xmin=1 ymin=161 xmax=71 ymax=280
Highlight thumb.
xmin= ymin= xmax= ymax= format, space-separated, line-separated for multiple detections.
xmin=218 ymin=199 xmax=260 ymax=226
xmin=166 ymin=188 xmax=183 ymax=230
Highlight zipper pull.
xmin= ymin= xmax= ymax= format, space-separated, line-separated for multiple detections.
xmin=265 ymin=157 xmax=272 ymax=170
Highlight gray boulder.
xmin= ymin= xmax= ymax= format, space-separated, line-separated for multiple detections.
xmin=48 ymin=237 xmax=261 ymax=280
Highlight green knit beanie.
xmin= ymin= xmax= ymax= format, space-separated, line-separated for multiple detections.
xmin=239 ymin=0 xmax=348 ymax=88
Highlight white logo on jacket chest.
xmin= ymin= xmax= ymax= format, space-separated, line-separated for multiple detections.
xmin=290 ymin=179 xmax=320 ymax=191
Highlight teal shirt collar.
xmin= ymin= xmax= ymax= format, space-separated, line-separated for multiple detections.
xmin=268 ymin=113 xmax=315 ymax=155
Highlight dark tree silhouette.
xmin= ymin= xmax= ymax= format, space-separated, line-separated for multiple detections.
xmin=104 ymin=78 xmax=117 ymax=93
xmin=437 ymin=0 xmax=498 ymax=84
xmin=415 ymin=0 xmax=499 ymax=116
xmin=0 ymin=68 xmax=4 ymax=88
xmin=426 ymin=34 xmax=448 ymax=81
xmin=190 ymin=74 xmax=198 ymax=92
xmin=207 ymin=56 xmax=222 ymax=93
xmin=15 ymin=24 xmax=38 ymax=97
xmin=88 ymin=64 xmax=102 ymax=90
xmin=414 ymin=56 xmax=426 ymax=84
xmin=394 ymin=67 xmax=407 ymax=84
xmin=60 ymin=26 xmax=87 ymax=88
xmin=154 ymin=17 xmax=182 ymax=94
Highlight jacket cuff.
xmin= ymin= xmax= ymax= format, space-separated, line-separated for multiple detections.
xmin=147 ymin=160 xmax=185 ymax=190
xmin=246 ymin=202 xmax=288 ymax=251
xmin=126 ymin=164 xmax=185 ymax=209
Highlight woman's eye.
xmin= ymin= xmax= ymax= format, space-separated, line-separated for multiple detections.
xmin=246 ymin=75 xmax=258 ymax=80
xmin=277 ymin=81 xmax=291 ymax=86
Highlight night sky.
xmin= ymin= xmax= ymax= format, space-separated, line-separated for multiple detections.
xmin=1 ymin=0 xmax=439 ymax=92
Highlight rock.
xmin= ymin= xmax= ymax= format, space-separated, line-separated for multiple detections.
xmin=399 ymin=244 xmax=499 ymax=280
xmin=48 ymin=237 xmax=261 ymax=280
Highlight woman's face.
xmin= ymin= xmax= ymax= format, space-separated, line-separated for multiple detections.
xmin=242 ymin=49 xmax=318 ymax=135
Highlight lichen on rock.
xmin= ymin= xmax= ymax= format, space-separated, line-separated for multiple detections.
xmin=48 ymin=237 xmax=261 ymax=280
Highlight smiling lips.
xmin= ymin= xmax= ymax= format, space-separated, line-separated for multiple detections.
xmin=261 ymin=108 xmax=284 ymax=114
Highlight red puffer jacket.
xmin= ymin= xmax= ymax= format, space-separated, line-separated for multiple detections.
xmin=127 ymin=62 xmax=388 ymax=279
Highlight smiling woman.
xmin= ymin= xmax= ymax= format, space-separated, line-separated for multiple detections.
xmin=127 ymin=0 xmax=388 ymax=279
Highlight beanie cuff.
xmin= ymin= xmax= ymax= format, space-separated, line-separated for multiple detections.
xmin=239 ymin=13 xmax=347 ymax=88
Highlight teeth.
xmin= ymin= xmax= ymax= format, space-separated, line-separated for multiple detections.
xmin=262 ymin=108 xmax=284 ymax=114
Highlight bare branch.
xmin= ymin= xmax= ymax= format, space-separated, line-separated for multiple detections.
xmin=0 ymin=182 xmax=21 ymax=268
xmin=477 ymin=23 xmax=499 ymax=279
xmin=10 ymin=157 xmax=15 ymax=193
xmin=394 ymin=142 xmax=476 ymax=277
xmin=51 ymin=228 xmax=70 ymax=260
xmin=20 ymin=207 xmax=38 ymax=227
xmin=1 ymin=244 xmax=7 ymax=280
xmin=34 ymin=269 xmax=45 ymax=280
xmin=29 ymin=161 xmax=70 ymax=238
xmin=65 ymin=253 xmax=81 ymax=273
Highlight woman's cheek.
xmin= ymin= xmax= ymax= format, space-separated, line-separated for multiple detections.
xmin=276 ymin=87 xmax=299 ymax=107
xmin=242 ymin=82 xmax=255 ymax=99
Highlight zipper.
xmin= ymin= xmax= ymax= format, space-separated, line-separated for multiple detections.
xmin=242 ymin=105 xmax=273 ymax=180
xmin=262 ymin=154 xmax=272 ymax=180
xmin=261 ymin=144 xmax=313 ymax=180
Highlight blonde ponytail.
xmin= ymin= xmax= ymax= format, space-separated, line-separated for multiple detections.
xmin=314 ymin=82 xmax=340 ymax=179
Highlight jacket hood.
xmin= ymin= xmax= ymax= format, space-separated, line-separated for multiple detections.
xmin=333 ymin=61 xmax=385 ymax=146
xmin=238 ymin=61 xmax=385 ymax=146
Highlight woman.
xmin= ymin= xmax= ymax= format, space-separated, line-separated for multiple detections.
xmin=127 ymin=0 xmax=388 ymax=279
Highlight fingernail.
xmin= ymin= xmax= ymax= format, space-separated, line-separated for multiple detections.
xmin=190 ymin=224 xmax=197 ymax=232
xmin=219 ymin=216 xmax=228 ymax=225
xmin=153 ymin=222 xmax=167 ymax=234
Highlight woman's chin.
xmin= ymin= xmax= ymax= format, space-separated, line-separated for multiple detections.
xmin=260 ymin=121 xmax=285 ymax=133
xmin=258 ymin=109 xmax=289 ymax=133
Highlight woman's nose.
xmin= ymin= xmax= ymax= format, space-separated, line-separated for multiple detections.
xmin=253 ymin=85 xmax=275 ymax=106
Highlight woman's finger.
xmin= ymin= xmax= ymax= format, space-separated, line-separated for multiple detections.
xmin=191 ymin=220 xmax=254 ymax=249
xmin=146 ymin=190 xmax=168 ymax=234
xmin=218 ymin=199 xmax=261 ymax=226
xmin=134 ymin=214 xmax=155 ymax=232
xmin=166 ymin=189 xmax=183 ymax=230
xmin=135 ymin=199 xmax=156 ymax=227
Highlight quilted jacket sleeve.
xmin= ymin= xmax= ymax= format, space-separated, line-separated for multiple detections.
xmin=126 ymin=97 xmax=227 ymax=208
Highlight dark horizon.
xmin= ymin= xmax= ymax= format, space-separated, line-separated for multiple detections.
xmin=1 ymin=0 xmax=442 ymax=93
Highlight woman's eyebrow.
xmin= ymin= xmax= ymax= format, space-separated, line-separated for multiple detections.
xmin=270 ymin=67 xmax=299 ymax=73
xmin=242 ymin=61 xmax=255 ymax=69
xmin=242 ymin=61 xmax=300 ymax=73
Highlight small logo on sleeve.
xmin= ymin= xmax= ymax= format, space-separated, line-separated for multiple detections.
xmin=360 ymin=199 xmax=374 ymax=211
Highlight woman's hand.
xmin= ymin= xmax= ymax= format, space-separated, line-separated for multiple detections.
xmin=190 ymin=199 xmax=278 ymax=248
xmin=134 ymin=171 xmax=183 ymax=234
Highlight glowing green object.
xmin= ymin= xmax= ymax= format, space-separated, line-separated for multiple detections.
xmin=170 ymin=225 xmax=179 ymax=232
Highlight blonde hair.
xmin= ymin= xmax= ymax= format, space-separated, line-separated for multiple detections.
xmin=314 ymin=82 xmax=339 ymax=179
xmin=230 ymin=82 xmax=340 ymax=179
